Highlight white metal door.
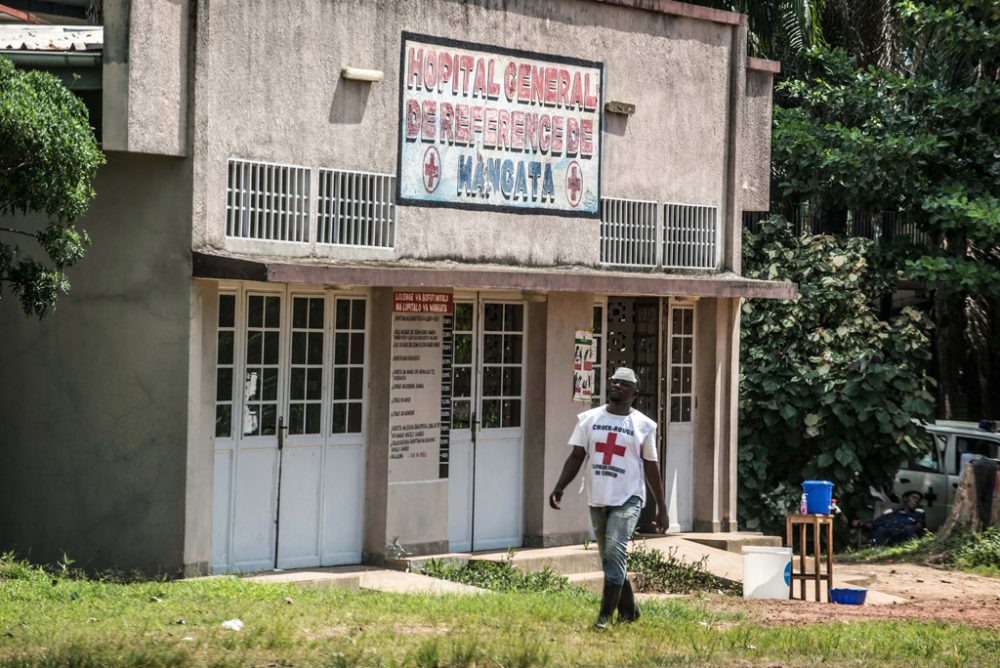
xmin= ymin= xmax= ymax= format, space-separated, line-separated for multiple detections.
xmin=211 ymin=286 xmax=367 ymax=573
xmin=448 ymin=297 xmax=525 ymax=552
xmin=664 ymin=302 xmax=695 ymax=532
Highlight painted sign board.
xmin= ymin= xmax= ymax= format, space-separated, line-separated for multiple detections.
xmin=397 ymin=32 xmax=603 ymax=217
xmin=393 ymin=290 xmax=454 ymax=314
xmin=573 ymin=329 xmax=594 ymax=402
xmin=388 ymin=312 xmax=444 ymax=482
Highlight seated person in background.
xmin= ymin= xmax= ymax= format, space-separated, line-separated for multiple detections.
xmin=866 ymin=490 xmax=926 ymax=546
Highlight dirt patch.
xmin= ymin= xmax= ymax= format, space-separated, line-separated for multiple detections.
xmin=840 ymin=561 xmax=1000 ymax=602
xmin=708 ymin=562 xmax=1000 ymax=628
xmin=719 ymin=595 xmax=1000 ymax=629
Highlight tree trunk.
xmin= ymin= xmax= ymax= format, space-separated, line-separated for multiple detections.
xmin=936 ymin=460 xmax=1000 ymax=543
xmin=935 ymin=291 xmax=964 ymax=419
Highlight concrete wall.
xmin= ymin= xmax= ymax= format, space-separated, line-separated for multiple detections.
xmin=103 ymin=0 xmax=191 ymax=156
xmin=740 ymin=66 xmax=776 ymax=212
xmin=187 ymin=0 xmax=749 ymax=269
xmin=0 ymin=152 xmax=193 ymax=573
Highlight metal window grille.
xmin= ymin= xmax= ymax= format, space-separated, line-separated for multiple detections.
xmin=599 ymin=197 xmax=658 ymax=267
xmin=663 ymin=203 xmax=718 ymax=269
xmin=226 ymin=158 xmax=310 ymax=242
xmin=317 ymin=168 xmax=395 ymax=248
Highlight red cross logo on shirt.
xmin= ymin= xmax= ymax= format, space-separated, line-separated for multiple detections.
xmin=565 ymin=160 xmax=583 ymax=207
xmin=595 ymin=432 xmax=626 ymax=465
xmin=423 ymin=146 xmax=441 ymax=193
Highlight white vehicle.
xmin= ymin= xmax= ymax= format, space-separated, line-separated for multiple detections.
xmin=891 ymin=420 xmax=1000 ymax=530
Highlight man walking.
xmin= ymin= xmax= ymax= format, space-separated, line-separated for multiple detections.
xmin=549 ymin=367 xmax=668 ymax=628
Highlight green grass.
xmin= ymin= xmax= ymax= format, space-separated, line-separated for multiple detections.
xmin=839 ymin=530 xmax=1000 ymax=577
xmin=2 ymin=554 xmax=999 ymax=667
xmin=837 ymin=535 xmax=937 ymax=564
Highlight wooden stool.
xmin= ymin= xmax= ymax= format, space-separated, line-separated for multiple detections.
xmin=785 ymin=514 xmax=834 ymax=602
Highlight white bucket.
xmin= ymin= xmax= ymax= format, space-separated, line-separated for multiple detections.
xmin=741 ymin=546 xmax=792 ymax=600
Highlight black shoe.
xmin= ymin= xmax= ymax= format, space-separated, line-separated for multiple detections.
xmin=594 ymin=583 xmax=623 ymax=629
xmin=617 ymin=578 xmax=640 ymax=623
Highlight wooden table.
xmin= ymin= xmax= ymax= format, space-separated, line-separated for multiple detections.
xmin=785 ymin=513 xmax=834 ymax=602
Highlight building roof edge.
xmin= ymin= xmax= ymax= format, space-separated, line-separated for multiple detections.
xmin=586 ymin=0 xmax=746 ymax=27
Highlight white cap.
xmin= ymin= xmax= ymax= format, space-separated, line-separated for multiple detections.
xmin=610 ymin=367 xmax=638 ymax=384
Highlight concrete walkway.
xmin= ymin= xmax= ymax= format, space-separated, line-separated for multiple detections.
xmin=241 ymin=532 xmax=905 ymax=605
xmin=244 ymin=564 xmax=482 ymax=594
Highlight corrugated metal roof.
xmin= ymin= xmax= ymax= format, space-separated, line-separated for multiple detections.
xmin=0 ymin=25 xmax=102 ymax=52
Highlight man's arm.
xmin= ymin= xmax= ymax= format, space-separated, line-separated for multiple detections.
xmin=643 ymin=458 xmax=669 ymax=533
xmin=549 ymin=446 xmax=587 ymax=509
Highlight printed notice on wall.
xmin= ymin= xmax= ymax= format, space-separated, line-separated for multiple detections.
xmin=573 ymin=329 xmax=594 ymax=402
xmin=397 ymin=32 xmax=603 ymax=216
xmin=389 ymin=292 xmax=454 ymax=483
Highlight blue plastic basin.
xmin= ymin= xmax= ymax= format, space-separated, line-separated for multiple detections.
xmin=830 ymin=588 xmax=868 ymax=605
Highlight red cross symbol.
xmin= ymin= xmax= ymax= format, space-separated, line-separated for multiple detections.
xmin=595 ymin=432 xmax=626 ymax=465
xmin=423 ymin=147 xmax=441 ymax=193
xmin=566 ymin=160 xmax=582 ymax=207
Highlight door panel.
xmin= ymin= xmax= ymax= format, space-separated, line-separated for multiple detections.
xmin=473 ymin=430 xmax=523 ymax=549
xmin=447 ymin=440 xmax=473 ymax=552
xmin=213 ymin=287 xmax=367 ymax=573
xmin=322 ymin=443 xmax=365 ymax=563
xmin=664 ymin=303 xmax=695 ymax=531
xmin=664 ymin=425 xmax=693 ymax=532
xmin=231 ymin=448 xmax=278 ymax=572
xmin=211 ymin=450 xmax=234 ymax=570
xmin=277 ymin=446 xmax=323 ymax=569
xmin=448 ymin=298 xmax=524 ymax=552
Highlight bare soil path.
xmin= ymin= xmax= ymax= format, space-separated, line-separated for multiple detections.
xmin=711 ymin=561 xmax=1000 ymax=629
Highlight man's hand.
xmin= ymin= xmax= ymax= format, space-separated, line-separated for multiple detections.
xmin=655 ymin=507 xmax=669 ymax=534
xmin=550 ymin=447 xmax=586 ymax=511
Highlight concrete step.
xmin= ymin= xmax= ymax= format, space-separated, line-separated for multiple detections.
xmin=672 ymin=531 xmax=783 ymax=554
xmin=566 ymin=570 xmax=605 ymax=593
xmin=358 ymin=569 xmax=485 ymax=595
xmin=473 ymin=546 xmax=601 ymax=576
xmin=243 ymin=565 xmax=367 ymax=590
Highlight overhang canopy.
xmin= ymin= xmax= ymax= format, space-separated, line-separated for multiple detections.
xmin=193 ymin=252 xmax=797 ymax=300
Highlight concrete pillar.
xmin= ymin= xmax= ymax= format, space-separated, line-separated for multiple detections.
xmin=722 ymin=21 xmax=748 ymax=274
xmin=183 ymin=279 xmax=219 ymax=576
xmin=724 ymin=297 xmax=741 ymax=531
xmin=522 ymin=300 xmax=548 ymax=541
xmin=524 ymin=292 xmax=593 ymax=547
xmin=692 ymin=297 xmax=740 ymax=532
xmin=363 ymin=287 xmax=392 ymax=563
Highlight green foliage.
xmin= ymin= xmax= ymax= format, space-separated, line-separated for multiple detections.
xmin=768 ymin=1 xmax=1000 ymax=419
xmin=684 ymin=1 xmax=825 ymax=59
xmin=739 ymin=217 xmax=935 ymax=534
xmin=948 ymin=527 xmax=1000 ymax=575
xmin=771 ymin=2 xmax=1000 ymax=299
xmin=0 ymin=55 xmax=103 ymax=318
xmin=627 ymin=542 xmax=741 ymax=596
xmin=420 ymin=555 xmax=577 ymax=594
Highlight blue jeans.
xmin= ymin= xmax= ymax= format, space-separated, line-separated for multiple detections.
xmin=589 ymin=495 xmax=642 ymax=586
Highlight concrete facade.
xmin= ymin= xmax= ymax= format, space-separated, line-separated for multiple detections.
xmin=0 ymin=153 xmax=193 ymax=573
xmin=0 ymin=0 xmax=793 ymax=575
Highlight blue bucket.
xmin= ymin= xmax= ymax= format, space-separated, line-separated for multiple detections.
xmin=802 ymin=480 xmax=833 ymax=515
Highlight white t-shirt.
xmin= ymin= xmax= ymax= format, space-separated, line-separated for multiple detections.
xmin=569 ymin=406 xmax=658 ymax=507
